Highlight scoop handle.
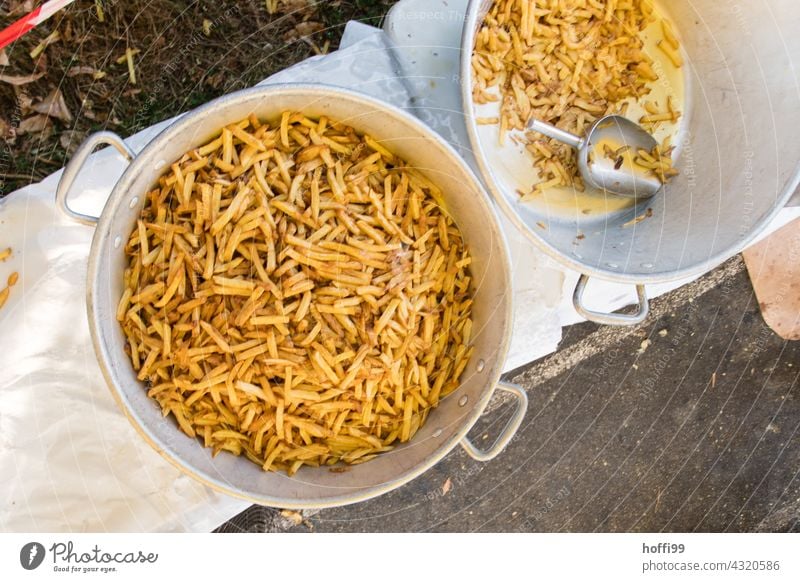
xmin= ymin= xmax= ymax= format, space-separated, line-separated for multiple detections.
xmin=527 ymin=119 xmax=582 ymax=150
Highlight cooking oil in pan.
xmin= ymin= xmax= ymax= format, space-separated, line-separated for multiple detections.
xmin=534 ymin=6 xmax=687 ymax=219
xmin=476 ymin=2 xmax=689 ymax=222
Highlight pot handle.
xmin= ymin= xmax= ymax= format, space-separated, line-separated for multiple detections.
xmin=56 ymin=131 xmax=135 ymax=227
xmin=572 ymin=274 xmax=649 ymax=326
xmin=460 ymin=382 xmax=527 ymax=462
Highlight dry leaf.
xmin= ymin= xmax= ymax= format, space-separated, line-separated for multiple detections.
xmin=0 ymin=50 xmax=9 ymax=67
xmin=62 ymin=21 xmax=73 ymax=42
xmin=67 ymin=65 xmax=99 ymax=77
xmin=205 ymin=71 xmax=225 ymax=89
xmin=16 ymin=92 xmax=33 ymax=115
xmin=279 ymin=0 xmax=316 ymax=14
xmin=32 ymin=89 xmax=73 ymax=124
xmin=59 ymin=129 xmax=84 ymax=155
xmin=442 ymin=477 xmax=453 ymax=496
xmin=8 ymin=1 xmax=35 ymax=14
xmin=284 ymin=20 xmax=323 ymax=41
xmin=32 ymin=52 xmax=48 ymax=74
xmin=67 ymin=66 xmax=106 ymax=80
xmin=280 ymin=509 xmax=303 ymax=526
xmin=0 ymin=72 xmax=44 ymax=86
xmin=295 ymin=21 xmax=323 ymax=36
xmin=17 ymin=114 xmax=51 ymax=135
xmin=0 ymin=118 xmax=16 ymax=142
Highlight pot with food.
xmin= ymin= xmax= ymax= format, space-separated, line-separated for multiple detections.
xmin=57 ymin=85 xmax=526 ymax=508
xmin=462 ymin=0 xmax=800 ymax=325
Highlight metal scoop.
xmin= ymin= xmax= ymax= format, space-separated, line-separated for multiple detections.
xmin=528 ymin=114 xmax=662 ymax=199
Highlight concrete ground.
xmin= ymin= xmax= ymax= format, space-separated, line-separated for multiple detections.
xmin=215 ymin=256 xmax=800 ymax=533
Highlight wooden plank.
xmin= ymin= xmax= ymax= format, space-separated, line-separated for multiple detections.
xmin=743 ymin=218 xmax=800 ymax=340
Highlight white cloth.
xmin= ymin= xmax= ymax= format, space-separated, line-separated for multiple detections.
xmin=0 ymin=22 xmax=408 ymax=534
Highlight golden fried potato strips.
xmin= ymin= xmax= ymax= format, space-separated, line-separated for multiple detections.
xmin=119 ymin=112 xmax=474 ymax=475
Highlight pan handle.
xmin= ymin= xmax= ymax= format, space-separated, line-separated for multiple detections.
xmin=460 ymin=382 xmax=527 ymax=462
xmin=572 ymin=274 xmax=649 ymax=326
xmin=56 ymin=131 xmax=135 ymax=227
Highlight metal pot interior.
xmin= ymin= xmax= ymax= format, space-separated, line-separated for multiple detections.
xmin=463 ymin=0 xmax=800 ymax=283
xmin=87 ymin=85 xmax=512 ymax=508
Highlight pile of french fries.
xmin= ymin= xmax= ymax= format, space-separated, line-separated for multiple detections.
xmin=472 ymin=0 xmax=683 ymax=197
xmin=600 ymin=133 xmax=678 ymax=185
xmin=634 ymin=141 xmax=679 ymax=184
xmin=118 ymin=112 xmax=475 ymax=475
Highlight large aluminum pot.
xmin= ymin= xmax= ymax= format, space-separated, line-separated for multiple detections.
xmin=55 ymin=84 xmax=526 ymax=509
xmin=462 ymin=0 xmax=800 ymax=325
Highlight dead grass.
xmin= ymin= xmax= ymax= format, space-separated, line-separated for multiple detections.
xmin=0 ymin=0 xmax=396 ymax=196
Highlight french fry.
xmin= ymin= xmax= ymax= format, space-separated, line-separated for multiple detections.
xmin=657 ymin=39 xmax=684 ymax=68
xmin=120 ymin=112 xmax=474 ymax=475
xmin=474 ymin=0 xmax=682 ymax=194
